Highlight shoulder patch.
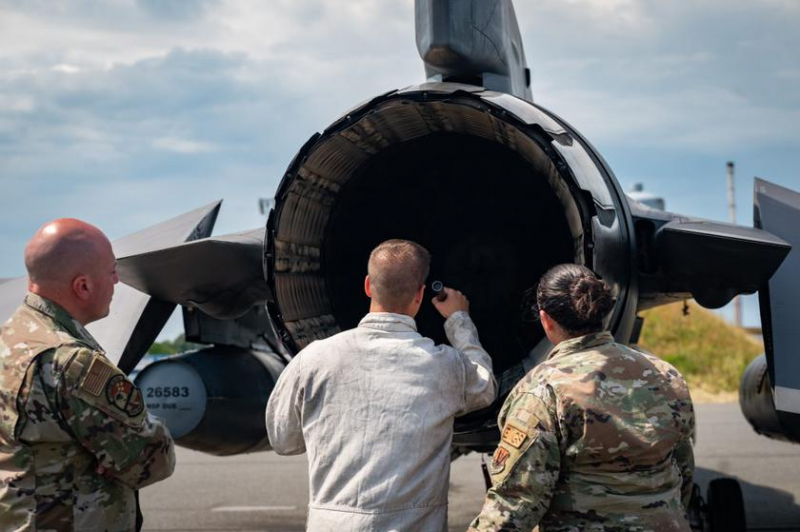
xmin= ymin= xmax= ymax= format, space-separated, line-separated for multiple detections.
xmin=106 ymin=375 xmax=145 ymax=417
xmin=491 ymin=446 xmax=510 ymax=471
xmin=80 ymin=355 xmax=115 ymax=396
xmin=501 ymin=423 xmax=528 ymax=449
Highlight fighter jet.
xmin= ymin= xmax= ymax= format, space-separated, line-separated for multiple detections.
xmin=2 ymin=1 xmax=798 ymax=531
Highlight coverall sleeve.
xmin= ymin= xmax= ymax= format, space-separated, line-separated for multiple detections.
xmin=468 ymin=390 xmax=561 ymax=532
xmin=444 ymin=311 xmax=497 ymax=416
xmin=265 ymin=352 xmax=306 ymax=455
xmin=57 ymin=348 xmax=175 ymax=490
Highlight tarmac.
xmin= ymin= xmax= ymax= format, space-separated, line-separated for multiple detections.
xmin=140 ymin=402 xmax=800 ymax=531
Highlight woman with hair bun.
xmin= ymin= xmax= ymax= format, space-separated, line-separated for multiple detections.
xmin=469 ymin=264 xmax=695 ymax=532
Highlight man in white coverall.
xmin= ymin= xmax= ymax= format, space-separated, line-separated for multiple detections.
xmin=266 ymin=239 xmax=497 ymax=531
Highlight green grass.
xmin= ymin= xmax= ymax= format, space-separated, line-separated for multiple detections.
xmin=638 ymin=301 xmax=763 ymax=394
xmin=147 ymin=334 xmax=205 ymax=355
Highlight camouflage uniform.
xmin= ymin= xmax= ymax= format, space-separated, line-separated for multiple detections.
xmin=0 ymin=293 xmax=175 ymax=532
xmin=469 ymin=332 xmax=695 ymax=532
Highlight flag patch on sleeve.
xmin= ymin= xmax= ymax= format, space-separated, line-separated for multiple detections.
xmin=80 ymin=356 xmax=115 ymax=397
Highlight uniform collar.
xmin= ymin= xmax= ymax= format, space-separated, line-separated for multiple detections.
xmin=24 ymin=292 xmax=102 ymax=350
xmin=547 ymin=331 xmax=614 ymax=360
xmin=358 ymin=312 xmax=418 ymax=333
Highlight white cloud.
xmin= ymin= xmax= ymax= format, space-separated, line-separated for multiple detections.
xmin=0 ymin=0 xmax=799 ymax=291
xmin=52 ymin=64 xmax=81 ymax=74
xmin=0 ymin=95 xmax=35 ymax=112
xmin=559 ymin=0 xmax=653 ymax=32
xmin=153 ymin=136 xmax=219 ymax=154
xmin=537 ymin=82 xmax=800 ymax=153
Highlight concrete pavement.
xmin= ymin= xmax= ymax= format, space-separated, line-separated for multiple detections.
xmin=140 ymin=402 xmax=800 ymax=531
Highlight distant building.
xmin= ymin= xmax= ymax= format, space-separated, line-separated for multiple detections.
xmin=627 ymin=183 xmax=665 ymax=211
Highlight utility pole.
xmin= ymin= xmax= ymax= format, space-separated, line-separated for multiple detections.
xmin=727 ymin=161 xmax=742 ymax=327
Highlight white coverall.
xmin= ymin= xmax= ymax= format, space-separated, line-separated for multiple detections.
xmin=266 ymin=311 xmax=496 ymax=531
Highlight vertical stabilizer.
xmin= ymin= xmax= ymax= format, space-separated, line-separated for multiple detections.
xmin=415 ymin=0 xmax=532 ymax=101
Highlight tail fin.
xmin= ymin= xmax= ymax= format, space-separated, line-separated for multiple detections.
xmin=415 ymin=0 xmax=532 ymax=100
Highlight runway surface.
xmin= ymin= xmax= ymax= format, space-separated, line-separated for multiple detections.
xmin=140 ymin=402 xmax=800 ymax=531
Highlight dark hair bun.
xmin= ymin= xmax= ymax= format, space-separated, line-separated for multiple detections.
xmin=535 ymin=263 xmax=614 ymax=335
xmin=570 ymin=276 xmax=613 ymax=324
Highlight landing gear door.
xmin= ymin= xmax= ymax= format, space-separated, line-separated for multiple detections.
xmin=754 ymin=178 xmax=800 ymax=414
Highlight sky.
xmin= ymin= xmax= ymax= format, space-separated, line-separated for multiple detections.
xmin=1 ymin=0 xmax=799 ymax=336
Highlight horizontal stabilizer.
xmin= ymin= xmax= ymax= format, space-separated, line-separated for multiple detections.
xmin=634 ymin=197 xmax=790 ymax=310
xmin=657 ymin=219 xmax=789 ymax=308
xmin=89 ymin=201 xmax=221 ymax=371
xmin=755 ymin=178 xmax=800 ymax=415
xmin=117 ymin=228 xmax=271 ymax=321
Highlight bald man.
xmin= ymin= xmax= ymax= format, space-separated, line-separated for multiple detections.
xmin=0 ymin=219 xmax=175 ymax=532
xmin=267 ymin=239 xmax=497 ymax=531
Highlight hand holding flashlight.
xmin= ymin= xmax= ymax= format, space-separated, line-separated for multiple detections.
xmin=431 ymin=282 xmax=469 ymax=318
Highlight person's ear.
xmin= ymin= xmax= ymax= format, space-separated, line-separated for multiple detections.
xmin=413 ymin=284 xmax=425 ymax=304
xmin=73 ymin=274 xmax=92 ymax=301
xmin=540 ymin=309 xmax=553 ymax=332
xmin=364 ymin=275 xmax=372 ymax=298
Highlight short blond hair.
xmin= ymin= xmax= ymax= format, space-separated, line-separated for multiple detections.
xmin=368 ymin=239 xmax=431 ymax=310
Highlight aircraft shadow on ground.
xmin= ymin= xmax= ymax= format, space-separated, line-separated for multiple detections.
xmin=696 ymin=467 xmax=800 ymax=531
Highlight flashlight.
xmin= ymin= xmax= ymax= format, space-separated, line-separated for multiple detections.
xmin=431 ymin=280 xmax=447 ymax=301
